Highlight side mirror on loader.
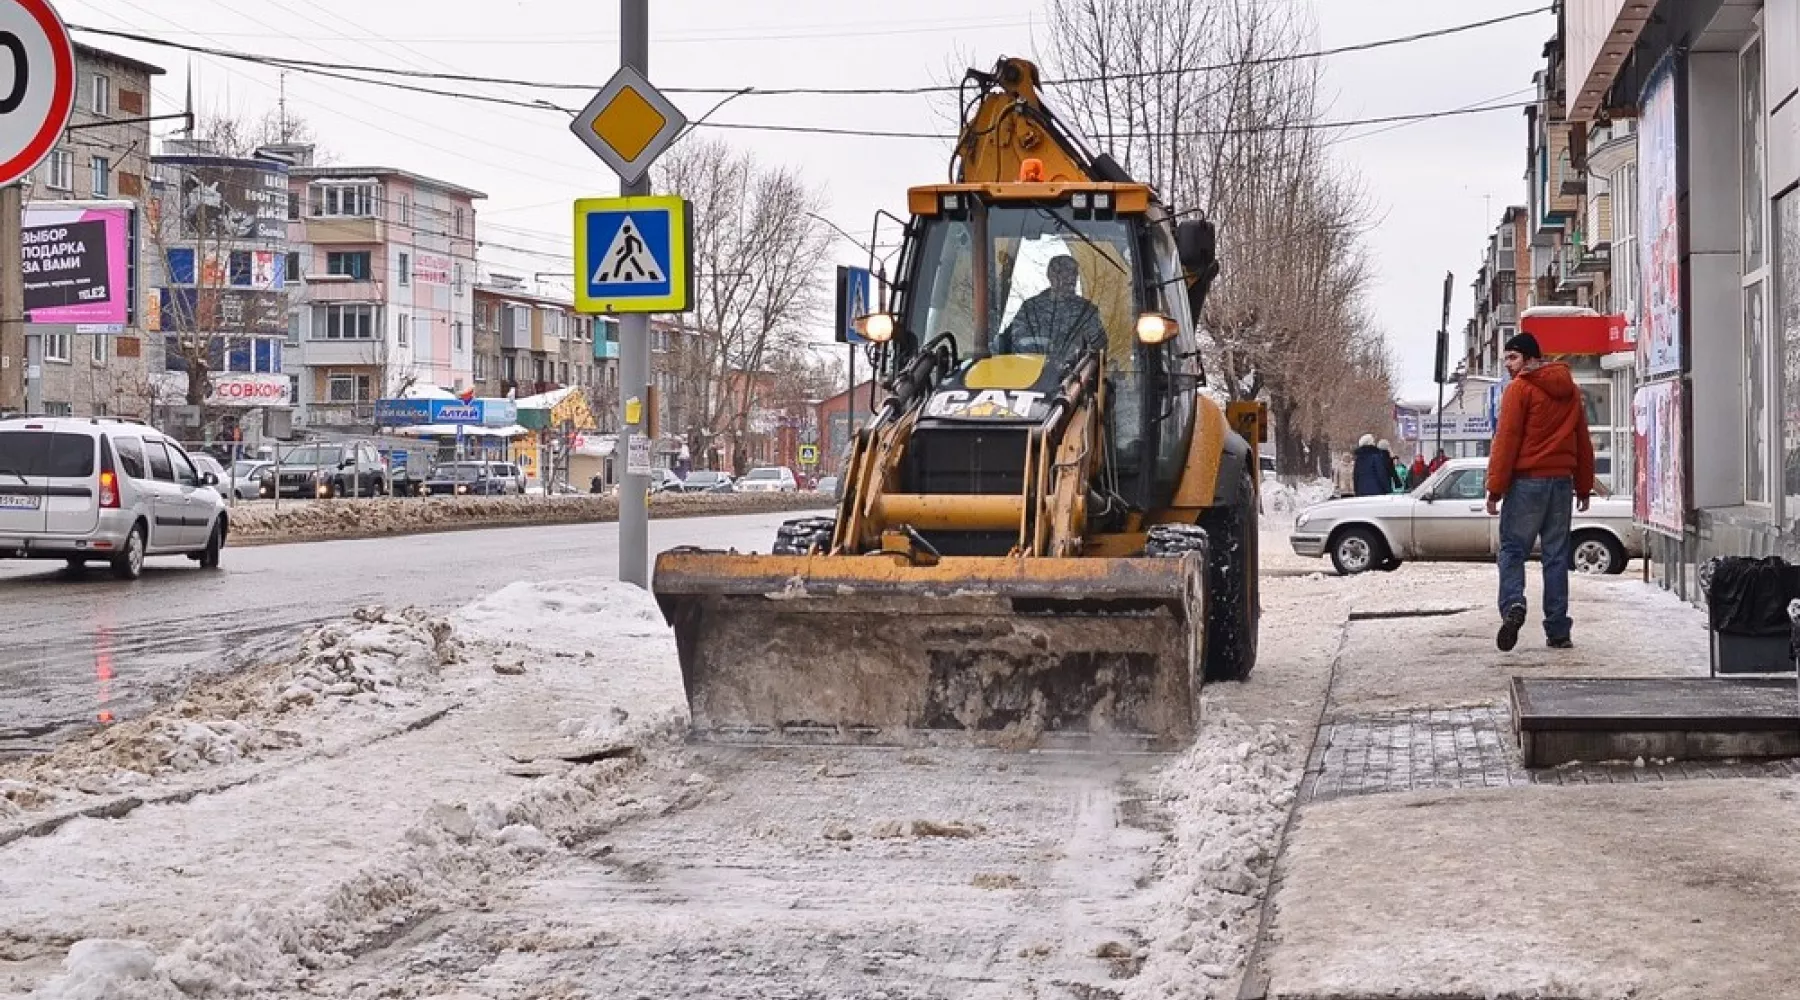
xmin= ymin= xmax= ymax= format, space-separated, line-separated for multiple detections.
xmin=1177 ymin=218 xmax=1221 ymax=320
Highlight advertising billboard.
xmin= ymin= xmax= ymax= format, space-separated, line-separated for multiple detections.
xmin=1633 ymin=379 xmax=1686 ymax=537
xmin=159 ymin=157 xmax=289 ymax=242
xmin=22 ymin=202 xmax=132 ymax=326
xmin=156 ymin=287 xmax=287 ymax=335
xmin=208 ymin=373 xmax=291 ymax=407
xmin=1637 ymin=53 xmax=1682 ymax=378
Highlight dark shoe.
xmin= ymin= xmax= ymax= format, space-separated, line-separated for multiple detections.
xmin=1497 ymin=604 xmax=1527 ymax=652
xmin=1547 ymin=635 xmax=1574 ymax=649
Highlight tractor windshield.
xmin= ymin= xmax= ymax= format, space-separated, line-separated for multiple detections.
xmin=905 ymin=204 xmax=1138 ymax=369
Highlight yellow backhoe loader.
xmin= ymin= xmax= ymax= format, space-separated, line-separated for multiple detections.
xmin=653 ymin=57 xmax=1261 ymax=750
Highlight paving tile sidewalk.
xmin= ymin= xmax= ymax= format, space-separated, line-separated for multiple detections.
xmin=1250 ymin=569 xmax=1800 ymax=1000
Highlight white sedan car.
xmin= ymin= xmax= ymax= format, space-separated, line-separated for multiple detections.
xmin=1290 ymin=458 xmax=1642 ymax=576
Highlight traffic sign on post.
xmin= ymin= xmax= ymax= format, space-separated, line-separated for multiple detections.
xmin=798 ymin=444 xmax=819 ymax=465
xmin=0 ymin=0 xmax=75 ymax=187
xmin=573 ymin=195 xmax=693 ymax=314
xmin=569 ymin=66 xmax=687 ymax=186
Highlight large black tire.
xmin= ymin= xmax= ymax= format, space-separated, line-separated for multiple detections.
xmin=111 ymin=523 xmax=146 ymax=580
xmin=772 ymin=516 xmax=835 ymax=556
xmin=198 ymin=520 xmax=223 ymax=570
xmin=1196 ymin=472 xmax=1259 ymax=683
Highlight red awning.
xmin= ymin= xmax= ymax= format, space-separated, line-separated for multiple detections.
xmin=1519 ymin=312 xmax=1632 ymax=356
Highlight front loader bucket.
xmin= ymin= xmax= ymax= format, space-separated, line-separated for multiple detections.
xmin=651 ymin=550 xmax=1208 ymax=750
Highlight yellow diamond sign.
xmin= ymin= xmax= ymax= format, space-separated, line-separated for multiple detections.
xmin=591 ymin=86 xmax=665 ymax=162
xmin=571 ymin=66 xmax=687 ymax=184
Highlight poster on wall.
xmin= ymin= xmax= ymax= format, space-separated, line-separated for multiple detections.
xmin=21 ymin=203 xmax=133 ymax=326
xmin=1633 ymin=379 xmax=1686 ymax=537
xmin=1637 ymin=52 xmax=1682 ymax=378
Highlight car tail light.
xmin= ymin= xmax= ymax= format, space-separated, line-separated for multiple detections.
xmin=98 ymin=442 xmax=121 ymax=509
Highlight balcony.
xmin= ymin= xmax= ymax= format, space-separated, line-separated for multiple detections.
xmin=594 ymin=338 xmax=619 ymax=360
xmin=302 ymin=216 xmax=386 ymax=245
xmin=305 ymin=402 xmax=376 ymax=427
xmin=301 ymin=278 xmax=387 ymax=303
xmin=1576 ymin=244 xmax=1611 ymax=274
xmin=294 ymin=338 xmax=386 ymax=368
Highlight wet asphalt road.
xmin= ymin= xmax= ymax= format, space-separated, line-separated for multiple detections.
xmin=0 ymin=510 xmax=817 ymax=755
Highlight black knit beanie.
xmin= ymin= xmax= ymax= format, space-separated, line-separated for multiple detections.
xmin=1504 ymin=332 xmax=1541 ymax=359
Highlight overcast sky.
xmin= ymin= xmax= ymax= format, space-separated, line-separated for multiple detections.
xmin=62 ymin=0 xmax=1554 ymax=401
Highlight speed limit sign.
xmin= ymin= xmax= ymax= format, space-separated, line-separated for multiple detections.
xmin=0 ymin=0 xmax=73 ymax=187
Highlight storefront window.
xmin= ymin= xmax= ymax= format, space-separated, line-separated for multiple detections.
xmin=1779 ymin=192 xmax=1800 ymax=519
xmin=1747 ymin=280 xmax=1770 ymax=503
xmin=1744 ymin=36 xmax=1772 ymax=506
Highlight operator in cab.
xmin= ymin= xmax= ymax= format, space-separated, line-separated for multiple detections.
xmin=992 ymin=254 xmax=1105 ymax=364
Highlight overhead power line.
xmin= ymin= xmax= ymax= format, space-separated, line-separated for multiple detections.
xmin=68 ymin=6 xmax=1552 ymax=99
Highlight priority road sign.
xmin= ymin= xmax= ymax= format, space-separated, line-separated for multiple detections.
xmin=0 ymin=0 xmax=76 ymax=187
xmin=574 ymin=195 xmax=693 ymax=314
xmin=569 ymin=65 xmax=688 ymax=185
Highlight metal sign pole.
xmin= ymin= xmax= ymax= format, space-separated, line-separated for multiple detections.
xmin=0 ymin=183 xmax=21 ymax=411
xmin=617 ymin=0 xmax=651 ymax=588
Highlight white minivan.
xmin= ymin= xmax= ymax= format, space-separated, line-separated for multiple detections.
xmin=0 ymin=416 xmax=230 ymax=579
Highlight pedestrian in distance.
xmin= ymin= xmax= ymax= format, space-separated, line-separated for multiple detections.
xmin=1486 ymin=332 xmax=1595 ymax=652
xmin=1351 ymin=434 xmax=1388 ymax=497
xmin=1391 ymin=453 xmax=1408 ymax=493
xmin=1408 ymin=454 xmax=1428 ymax=490
xmin=1377 ymin=439 xmax=1403 ymax=492
xmin=1428 ymin=448 xmax=1449 ymax=474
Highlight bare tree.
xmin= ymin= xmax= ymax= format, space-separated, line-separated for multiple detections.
xmin=1042 ymin=0 xmax=1395 ymax=475
xmin=652 ymin=138 xmax=833 ymax=473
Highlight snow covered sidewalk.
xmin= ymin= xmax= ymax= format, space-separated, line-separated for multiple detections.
xmin=1240 ymin=561 xmax=1800 ymax=1000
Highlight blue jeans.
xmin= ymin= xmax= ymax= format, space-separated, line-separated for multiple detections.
xmin=1497 ymin=477 xmax=1574 ymax=639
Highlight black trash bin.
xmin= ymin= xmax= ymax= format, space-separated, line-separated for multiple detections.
xmin=1705 ymin=556 xmax=1800 ymax=675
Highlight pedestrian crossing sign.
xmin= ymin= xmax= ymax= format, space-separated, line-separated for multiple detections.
xmin=573 ymin=195 xmax=693 ymax=314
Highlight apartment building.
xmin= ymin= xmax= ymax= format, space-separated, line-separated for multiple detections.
xmin=5 ymin=44 xmax=165 ymax=417
xmin=470 ymin=275 xmax=609 ymax=397
xmin=279 ymin=146 xmax=482 ymax=430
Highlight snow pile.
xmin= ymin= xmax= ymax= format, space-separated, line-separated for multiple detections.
xmin=229 ymin=491 xmax=829 ymax=545
xmin=33 ymin=752 xmax=696 ymax=1000
xmin=458 ymin=579 xmax=689 ymax=743
xmin=1 ymin=608 xmax=459 ymax=811
xmin=273 ymin=605 xmax=458 ymax=710
xmin=1260 ymin=477 xmax=1336 ymax=519
xmin=1126 ymin=704 xmax=1298 ymax=998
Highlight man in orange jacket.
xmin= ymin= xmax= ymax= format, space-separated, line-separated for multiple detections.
xmin=1486 ymin=332 xmax=1595 ymax=651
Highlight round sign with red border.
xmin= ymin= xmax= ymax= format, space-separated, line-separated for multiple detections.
xmin=0 ymin=0 xmax=74 ymax=188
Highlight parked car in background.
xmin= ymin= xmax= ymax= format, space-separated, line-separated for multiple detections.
xmin=650 ymin=468 xmax=686 ymax=494
xmin=421 ymin=461 xmax=518 ymax=496
xmin=1289 ymin=457 xmax=1642 ymax=576
xmin=228 ymin=460 xmax=272 ymax=500
xmin=814 ymin=476 xmax=839 ymax=497
xmin=673 ymin=470 xmax=734 ymax=494
xmin=261 ymin=441 xmax=390 ymax=499
xmin=736 ymin=466 xmax=798 ymax=493
xmin=0 ymin=416 xmax=228 ymax=578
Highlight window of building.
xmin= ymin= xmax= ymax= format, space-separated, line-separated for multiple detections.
xmin=453 ymin=263 xmax=465 ymax=296
xmin=502 ymin=355 xmax=516 ymax=381
xmin=327 ymin=374 xmax=358 ymax=403
xmin=559 ymin=362 xmax=569 ymax=383
xmin=90 ymin=335 xmax=106 ymax=364
xmin=1743 ymin=34 xmax=1773 ymax=505
xmin=1498 ymin=224 xmax=1514 ymax=251
xmin=452 ymin=321 xmax=465 ymax=350
xmin=311 ymin=183 xmax=376 ymax=217
xmin=398 ymin=193 xmax=411 ymax=226
xmin=325 ymin=251 xmax=372 ymax=279
xmin=44 ymin=332 xmax=70 ymax=362
xmin=285 ymin=251 xmax=302 ymax=283
xmin=397 ymin=312 xmax=410 ymax=348
xmin=473 ymin=353 xmax=488 ymax=380
xmin=397 ymin=251 xmax=410 ymax=286
xmin=45 ymin=150 xmax=71 ymax=191
xmin=89 ymin=156 xmax=108 ymax=197
xmin=454 ymin=207 xmax=465 ymax=235
xmin=92 ymin=74 xmax=109 ymax=114
xmin=314 ymin=304 xmax=377 ymax=340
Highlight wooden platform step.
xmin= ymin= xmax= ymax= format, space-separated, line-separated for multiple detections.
xmin=1510 ymin=677 xmax=1800 ymax=768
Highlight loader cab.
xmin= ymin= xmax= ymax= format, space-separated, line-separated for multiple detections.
xmin=886 ymin=184 xmax=1202 ymax=528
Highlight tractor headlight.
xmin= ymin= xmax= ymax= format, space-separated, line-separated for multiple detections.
xmin=1135 ymin=312 xmax=1177 ymax=345
xmin=857 ymin=312 xmax=895 ymax=344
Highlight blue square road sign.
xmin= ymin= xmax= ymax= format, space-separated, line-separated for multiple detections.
xmin=573 ymin=195 xmax=693 ymax=314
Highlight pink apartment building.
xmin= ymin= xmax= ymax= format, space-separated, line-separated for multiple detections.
xmin=271 ymin=145 xmax=484 ymax=430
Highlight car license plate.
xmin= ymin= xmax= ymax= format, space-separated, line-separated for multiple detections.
xmin=0 ymin=494 xmax=40 ymax=510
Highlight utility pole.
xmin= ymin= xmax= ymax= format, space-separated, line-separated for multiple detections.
xmin=0 ymin=183 xmax=20 ymax=412
xmin=617 ymin=0 xmax=651 ymax=588
xmin=1433 ymin=269 xmax=1454 ymax=460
